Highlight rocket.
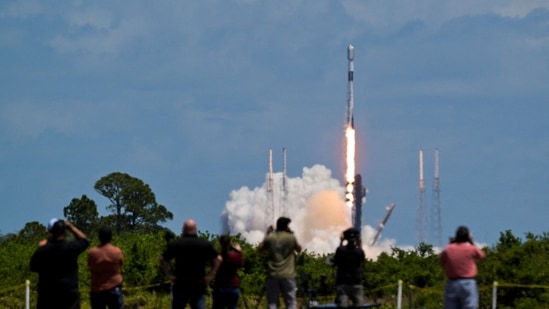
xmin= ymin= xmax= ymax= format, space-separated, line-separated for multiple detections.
xmin=346 ymin=44 xmax=355 ymax=128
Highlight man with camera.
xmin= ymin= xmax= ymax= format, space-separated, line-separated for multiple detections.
xmin=332 ymin=227 xmax=366 ymax=308
xmin=258 ymin=216 xmax=302 ymax=309
xmin=30 ymin=219 xmax=90 ymax=309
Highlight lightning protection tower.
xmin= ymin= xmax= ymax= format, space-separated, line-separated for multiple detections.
xmin=431 ymin=148 xmax=442 ymax=247
xmin=417 ymin=149 xmax=427 ymax=244
xmin=266 ymin=148 xmax=275 ymax=225
xmin=281 ymin=147 xmax=288 ymax=216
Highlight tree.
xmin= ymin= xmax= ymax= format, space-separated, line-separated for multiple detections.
xmin=94 ymin=172 xmax=173 ymax=234
xmin=16 ymin=221 xmax=48 ymax=244
xmin=63 ymin=194 xmax=99 ymax=235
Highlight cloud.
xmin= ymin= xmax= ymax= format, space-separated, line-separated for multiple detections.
xmin=66 ymin=7 xmax=113 ymax=31
xmin=0 ymin=0 xmax=48 ymax=18
xmin=341 ymin=1 xmax=549 ymax=31
xmin=0 ymin=99 xmax=95 ymax=139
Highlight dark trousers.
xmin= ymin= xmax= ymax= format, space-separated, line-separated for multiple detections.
xmin=212 ymin=287 xmax=241 ymax=309
xmin=90 ymin=285 xmax=124 ymax=309
xmin=171 ymin=282 xmax=207 ymax=309
xmin=37 ymin=290 xmax=80 ymax=309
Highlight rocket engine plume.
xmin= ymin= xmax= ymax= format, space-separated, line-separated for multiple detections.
xmin=344 ymin=126 xmax=355 ymax=208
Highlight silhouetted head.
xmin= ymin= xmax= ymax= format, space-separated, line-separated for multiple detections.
xmin=183 ymin=219 xmax=197 ymax=236
xmin=48 ymin=218 xmax=66 ymax=238
xmin=343 ymin=228 xmax=360 ymax=241
xmin=220 ymin=234 xmax=231 ymax=252
xmin=454 ymin=226 xmax=470 ymax=243
xmin=98 ymin=226 xmax=113 ymax=245
xmin=276 ymin=217 xmax=292 ymax=232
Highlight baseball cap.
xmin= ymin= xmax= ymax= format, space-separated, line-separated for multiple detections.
xmin=47 ymin=218 xmax=59 ymax=232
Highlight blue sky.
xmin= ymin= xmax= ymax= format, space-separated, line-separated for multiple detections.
xmin=1 ymin=1 xmax=548 ymax=249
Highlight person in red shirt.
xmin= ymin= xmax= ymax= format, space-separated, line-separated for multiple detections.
xmin=88 ymin=226 xmax=124 ymax=309
xmin=212 ymin=234 xmax=244 ymax=309
xmin=440 ymin=226 xmax=486 ymax=309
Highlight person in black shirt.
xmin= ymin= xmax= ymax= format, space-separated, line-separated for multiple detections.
xmin=30 ymin=219 xmax=90 ymax=309
xmin=160 ymin=219 xmax=222 ymax=309
xmin=332 ymin=227 xmax=365 ymax=308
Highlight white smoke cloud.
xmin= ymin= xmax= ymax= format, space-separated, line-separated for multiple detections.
xmin=222 ymin=164 xmax=398 ymax=258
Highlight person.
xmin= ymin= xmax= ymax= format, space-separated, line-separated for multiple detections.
xmin=258 ymin=216 xmax=302 ymax=309
xmin=88 ymin=226 xmax=124 ymax=309
xmin=160 ymin=219 xmax=222 ymax=309
xmin=440 ymin=225 xmax=486 ymax=309
xmin=332 ymin=227 xmax=366 ymax=308
xmin=30 ymin=219 xmax=90 ymax=309
xmin=212 ymin=234 xmax=244 ymax=309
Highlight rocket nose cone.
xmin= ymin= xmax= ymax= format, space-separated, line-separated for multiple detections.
xmin=347 ymin=44 xmax=354 ymax=61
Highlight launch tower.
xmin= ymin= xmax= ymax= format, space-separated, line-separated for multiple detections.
xmin=418 ymin=150 xmax=427 ymax=243
xmin=431 ymin=148 xmax=442 ymax=247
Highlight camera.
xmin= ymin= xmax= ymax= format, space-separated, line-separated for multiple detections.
xmin=343 ymin=228 xmax=360 ymax=241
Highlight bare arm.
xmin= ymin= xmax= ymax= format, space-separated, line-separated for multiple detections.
xmin=65 ymin=221 xmax=87 ymax=240
xmin=469 ymin=234 xmax=486 ymax=260
xmin=295 ymin=242 xmax=302 ymax=254
xmin=257 ymin=225 xmax=274 ymax=254
xmin=205 ymin=255 xmax=222 ymax=285
xmin=159 ymin=257 xmax=176 ymax=283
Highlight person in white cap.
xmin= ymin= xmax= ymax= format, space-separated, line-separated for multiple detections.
xmin=30 ymin=219 xmax=89 ymax=309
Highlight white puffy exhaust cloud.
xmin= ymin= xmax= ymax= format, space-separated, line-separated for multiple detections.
xmin=222 ymin=164 xmax=398 ymax=258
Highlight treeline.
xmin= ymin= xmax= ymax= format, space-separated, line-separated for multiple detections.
xmin=1 ymin=172 xmax=549 ymax=308
xmin=1 ymin=228 xmax=549 ymax=308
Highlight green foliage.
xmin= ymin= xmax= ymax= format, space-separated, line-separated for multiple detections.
xmin=63 ymin=195 xmax=99 ymax=235
xmin=94 ymin=172 xmax=173 ymax=234
xmin=480 ymin=230 xmax=549 ymax=308
xmin=3 ymin=210 xmax=549 ymax=308
xmin=0 ymin=237 xmax=37 ymax=289
xmin=16 ymin=221 xmax=48 ymax=244
xmin=119 ymin=232 xmax=168 ymax=287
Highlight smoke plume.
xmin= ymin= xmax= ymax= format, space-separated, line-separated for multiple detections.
xmin=222 ymin=164 xmax=397 ymax=258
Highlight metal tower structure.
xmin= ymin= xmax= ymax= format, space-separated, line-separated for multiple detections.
xmin=417 ymin=149 xmax=427 ymax=244
xmin=281 ymin=147 xmax=288 ymax=216
xmin=431 ymin=148 xmax=442 ymax=247
xmin=353 ymin=174 xmax=366 ymax=230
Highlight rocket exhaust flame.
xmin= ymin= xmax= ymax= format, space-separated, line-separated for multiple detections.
xmin=345 ymin=125 xmax=355 ymax=208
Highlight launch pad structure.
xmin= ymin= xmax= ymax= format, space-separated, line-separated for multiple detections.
xmin=418 ymin=148 xmax=442 ymax=247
